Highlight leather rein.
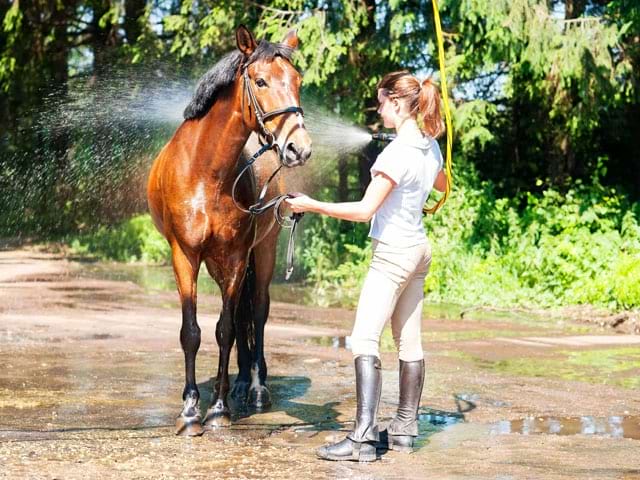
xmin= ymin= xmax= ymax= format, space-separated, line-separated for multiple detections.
xmin=231 ymin=65 xmax=305 ymax=280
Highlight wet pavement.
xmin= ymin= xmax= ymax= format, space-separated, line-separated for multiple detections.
xmin=1 ymin=247 xmax=639 ymax=479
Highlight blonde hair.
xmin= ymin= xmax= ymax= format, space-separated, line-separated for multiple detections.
xmin=377 ymin=70 xmax=445 ymax=139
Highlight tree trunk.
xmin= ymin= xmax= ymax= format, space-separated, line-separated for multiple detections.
xmin=565 ymin=0 xmax=586 ymax=20
xmin=337 ymin=156 xmax=349 ymax=202
xmin=124 ymin=0 xmax=146 ymax=45
xmin=91 ymin=1 xmax=117 ymax=78
xmin=0 ymin=2 xmax=11 ymax=145
xmin=48 ymin=2 xmax=78 ymax=232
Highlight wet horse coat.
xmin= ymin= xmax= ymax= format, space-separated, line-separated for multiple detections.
xmin=146 ymin=26 xmax=311 ymax=435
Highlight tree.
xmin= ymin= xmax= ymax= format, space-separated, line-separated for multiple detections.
xmin=2 ymin=0 xmax=639 ymax=236
xmin=443 ymin=0 xmax=635 ymax=192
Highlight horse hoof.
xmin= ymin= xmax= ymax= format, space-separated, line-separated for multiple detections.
xmin=230 ymin=380 xmax=250 ymax=403
xmin=203 ymin=412 xmax=232 ymax=428
xmin=175 ymin=416 xmax=204 ymax=436
xmin=203 ymin=405 xmax=232 ymax=428
xmin=249 ymin=386 xmax=271 ymax=411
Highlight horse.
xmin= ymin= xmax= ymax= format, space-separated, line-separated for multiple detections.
xmin=147 ymin=25 xmax=312 ymax=436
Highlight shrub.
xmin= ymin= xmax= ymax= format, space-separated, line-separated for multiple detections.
xmin=68 ymin=214 xmax=170 ymax=263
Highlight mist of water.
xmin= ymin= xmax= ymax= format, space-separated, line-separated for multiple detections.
xmin=303 ymin=108 xmax=372 ymax=156
xmin=1 ymin=66 xmax=374 ymax=235
xmin=2 ymin=69 xmax=192 ymax=234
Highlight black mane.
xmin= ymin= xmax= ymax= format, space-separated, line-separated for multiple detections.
xmin=183 ymin=40 xmax=295 ymax=120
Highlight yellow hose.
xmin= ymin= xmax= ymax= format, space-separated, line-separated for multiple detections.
xmin=424 ymin=0 xmax=453 ymax=215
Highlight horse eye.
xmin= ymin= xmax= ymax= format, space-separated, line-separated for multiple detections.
xmin=256 ymin=78 xmax=267 ymax=88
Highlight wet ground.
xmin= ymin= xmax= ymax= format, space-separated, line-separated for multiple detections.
xmin=1 ymin=247 xmax=639 ymax=479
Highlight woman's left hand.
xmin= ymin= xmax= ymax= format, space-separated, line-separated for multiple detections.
xmin=285 ymin=193 xmax=317 ymax=213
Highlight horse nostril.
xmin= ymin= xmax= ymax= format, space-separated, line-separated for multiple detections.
xmin=286 ymin=142 xmax=300 ymax=158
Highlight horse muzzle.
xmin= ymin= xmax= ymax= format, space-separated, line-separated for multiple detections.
xmin=283 ymin=141 xmax=312 ymax=167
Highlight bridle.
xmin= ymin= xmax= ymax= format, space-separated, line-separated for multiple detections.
xmin=231 ymin=63 xmax=305 ymax=280
xmin=232 ymin=66 xmax=303 ymax=215
xmin=242 ymin=67 xmax=304 ymax=163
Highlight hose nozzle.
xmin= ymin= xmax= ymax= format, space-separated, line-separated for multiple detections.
xmin=371 ymin=132 xmax=397 ymax=142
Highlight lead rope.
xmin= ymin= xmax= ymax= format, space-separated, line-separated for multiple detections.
xmin=423 ymin=0 xmax=454 ymax=215
xmin=232 ymin=155 xmax=304 ymax=280
xmin=274 ymin=196 xmax=304 ymax=280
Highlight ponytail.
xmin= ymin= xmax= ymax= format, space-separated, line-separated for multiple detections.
xmin=419 ymin=78 xmax=445 ymax=139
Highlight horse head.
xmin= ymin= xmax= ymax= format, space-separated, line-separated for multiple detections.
xmin=236 ymin=25 xmax=312 ymax=168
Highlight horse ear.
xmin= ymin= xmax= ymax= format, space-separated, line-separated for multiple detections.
xmin=236 ymin=25 xmax=257 ymax=56
xmin=282 ymin=29 xmax=299 ymax=49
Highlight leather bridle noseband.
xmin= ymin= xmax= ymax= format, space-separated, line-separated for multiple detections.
xmin=231 ymin=63 xmax=305 ymax=280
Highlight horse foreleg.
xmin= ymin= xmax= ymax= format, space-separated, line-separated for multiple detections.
xmin=204 ymin=257 xmax=246 ymax=428
xmin=171 ymin=243 xmax=203 ymax=436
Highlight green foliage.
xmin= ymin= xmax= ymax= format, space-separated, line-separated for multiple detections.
xmin=1 ymin=0 xmax=640 ymax=315
xmin=452 ymin=100 xmax=498 ymax=156
xmin=444 ymin=0 xmax=637 ymax=192
xmin=0 ymin=2 xmax=21 ymax=92
xmin=68 ymin=214 xmax=170 ymax=263
xmin=303 ymin=164 xmax=640 ymax=311
xmin=299 ymin=217 xmax=371 ymax=307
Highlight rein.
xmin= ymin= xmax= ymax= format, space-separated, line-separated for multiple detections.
xmin=231 ymin=65 xmax=305 ymax=280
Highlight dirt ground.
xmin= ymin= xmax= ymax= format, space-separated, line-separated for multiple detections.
xmin=0 ymin=247 xmax=639 ymax=480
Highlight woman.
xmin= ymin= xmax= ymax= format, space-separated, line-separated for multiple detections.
xmin=286 ymin=70 xmax=447 ymax=462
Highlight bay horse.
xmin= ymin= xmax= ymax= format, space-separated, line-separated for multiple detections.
xmin=147 ymin=25 xmax=311 ymax=436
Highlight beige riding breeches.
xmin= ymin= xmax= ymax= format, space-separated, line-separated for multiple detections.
xmin=350 ymin=239 xmax=432 ymax=362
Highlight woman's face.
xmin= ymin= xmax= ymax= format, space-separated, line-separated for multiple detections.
xmin=377 ymin=88 xmax=397 ymax=129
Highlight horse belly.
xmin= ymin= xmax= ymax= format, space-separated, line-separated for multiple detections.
xmin=169 ymin=197 xmax=253 ymax=254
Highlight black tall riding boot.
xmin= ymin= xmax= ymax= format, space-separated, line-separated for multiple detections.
xmin=387 ymin=359 xmax=425 ymax=452
xmin=316 ymin=355 xmax=382 ymax=462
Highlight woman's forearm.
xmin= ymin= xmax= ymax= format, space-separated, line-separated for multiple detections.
xmin=285 ymin=173 xmax=394 ymax=220
xmin=310 ymin=200 xmax=374 ymax=223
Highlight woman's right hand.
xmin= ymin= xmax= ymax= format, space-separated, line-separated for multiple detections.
xmin=285 ymin=193 xmax=317 ymax=213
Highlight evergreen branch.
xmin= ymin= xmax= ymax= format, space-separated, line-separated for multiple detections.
xmin=245 ymin=1 xmax=306 ymax=16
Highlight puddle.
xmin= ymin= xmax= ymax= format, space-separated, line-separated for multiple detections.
xmin=490 ymin=415 xmax=640 ymax=440
xmin=304 ymin=328 xmax=545 ymax=351
xmin=306 ymin=335 xmax=351 ymax=350
xmin=423 ymin=329 xmax=552 ymax=342
xmin=85 ymin=333 xmax=122 ymax=340
xmin=413 ymin=408 xmax=466 ymax=448
xmin=458 ymin=347 xmax=640 ymax=389
xmin=69 ymin=262 xmax=317 ymax=304
xmin=62 ymin=261 xmax=595 ymax=335
xmin=419 ymin=409 xmax=465 ymax=426
xmin=286 ymin=407 xmax=465 ymax=449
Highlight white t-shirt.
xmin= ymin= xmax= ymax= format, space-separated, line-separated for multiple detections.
xmin=368 ymin=133 xmax=443 ymax=247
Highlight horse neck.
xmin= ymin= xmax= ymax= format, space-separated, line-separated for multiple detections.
xmin=190 ymin=81 xmax=251 ymax=180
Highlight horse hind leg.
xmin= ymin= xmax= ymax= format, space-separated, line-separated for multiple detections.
xmin=246 ymin=237 xmax=279 ymax=411
xmin=230 ymin=254 xmax=256 ymax=406
xmin=248 ymin=281 xmax=272 ymax=410
xmin=171 ymin=243 xmax=204 ymax=436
